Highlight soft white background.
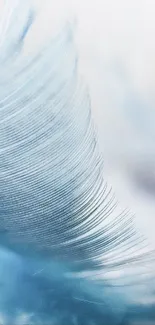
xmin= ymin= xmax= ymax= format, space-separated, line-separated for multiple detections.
xmin=31 ymin=0 xmax=155 ymax=248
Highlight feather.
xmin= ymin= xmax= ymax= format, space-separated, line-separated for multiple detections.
xmin=0 ymin=1 xmax=154 ymax=324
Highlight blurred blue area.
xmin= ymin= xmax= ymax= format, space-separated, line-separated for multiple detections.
xmin=0 ymin=246 xmax=155 ymax=325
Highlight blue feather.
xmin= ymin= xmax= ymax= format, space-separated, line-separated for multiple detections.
xmin=0 ymin=1 xmax=154 ymax=324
